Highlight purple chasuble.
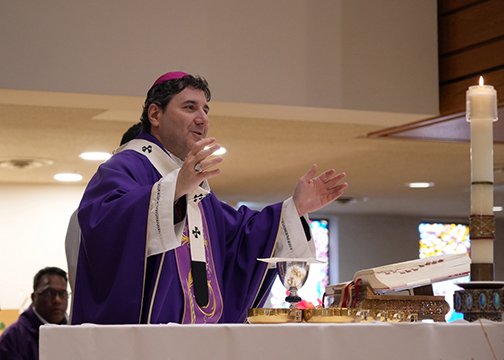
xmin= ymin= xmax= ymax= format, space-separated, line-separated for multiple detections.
xmin=72 ymin=132 xmax=280 ymax=325
xmin=0 ymin=305 xmax=43 ymax=360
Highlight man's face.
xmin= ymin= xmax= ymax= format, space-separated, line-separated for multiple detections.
xmin=150 ymin=86 xmax=210 ymax=159
xmin=31 ymin=274 xmax=68 ymax=324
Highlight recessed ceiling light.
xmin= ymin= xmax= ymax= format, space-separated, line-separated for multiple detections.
xmin=493 ymin=206 xmax=503 ymax=212
xmin=406 ymin=182 xmax=435 ymax=188
xmin=80 ymin=152 xmax=112 ymax=161
xmin=54 ymin=173 xmax=83 ymax=182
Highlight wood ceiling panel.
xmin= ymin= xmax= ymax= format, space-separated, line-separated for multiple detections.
xmin=438 ymin=0 xmax=482 ymax=15
xmin=438 ymin=0 xmax=504 ymax=55
xmin=439 ymin=38 xmax=504 ymax=84
xmin=440 ymin=69 xmax=504 ymax=114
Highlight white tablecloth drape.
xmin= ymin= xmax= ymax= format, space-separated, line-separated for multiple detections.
xmin=40 ymin=320 xmax=504 ymax=360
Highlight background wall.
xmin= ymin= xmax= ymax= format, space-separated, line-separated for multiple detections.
xmin=0 ymin=0 xmax=438 ymax=114
xmin=336 ymin=213 xmax=504 ymax=283
xmin=0 ymin=184 xmax=84 ymax=309
xmin=336 ymin=214 xmax=422 ymax=281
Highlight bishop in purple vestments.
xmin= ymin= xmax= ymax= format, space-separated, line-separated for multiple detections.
xmin=70 ymin=72 xmax=348 ymax=325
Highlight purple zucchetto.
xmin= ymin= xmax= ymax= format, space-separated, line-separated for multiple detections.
xmin=150 ymin=71 xmax=189 ymax=89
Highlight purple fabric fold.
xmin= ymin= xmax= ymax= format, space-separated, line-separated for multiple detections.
xmin=0 ymin=305 xmax=43 ymax=360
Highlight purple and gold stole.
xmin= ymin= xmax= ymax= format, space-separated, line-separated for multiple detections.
xmin=175 ymin=202 xmax=223 ymax=323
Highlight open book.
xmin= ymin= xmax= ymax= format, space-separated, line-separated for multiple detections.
xmin=326 ymin=253 xmax=471 ymax=294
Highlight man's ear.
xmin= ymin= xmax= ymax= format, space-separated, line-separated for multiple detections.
xmin=31 ymin=292 xmax=35 ymax=303
xmin=148 ymin=104 xmax=162 ymax=128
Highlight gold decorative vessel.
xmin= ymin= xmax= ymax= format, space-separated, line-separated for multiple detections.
xmin=304 ymin=307 xmax=358 ymax=323
xmin=246 ymin=308 xmax=303 ymax=324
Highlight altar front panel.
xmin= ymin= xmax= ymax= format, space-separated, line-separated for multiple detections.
xmin=40 ymin=321 xmax=504 ymax=360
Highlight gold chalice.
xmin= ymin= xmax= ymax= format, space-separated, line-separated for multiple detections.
xmin=276 ymin=260 xmax=310 ymax=309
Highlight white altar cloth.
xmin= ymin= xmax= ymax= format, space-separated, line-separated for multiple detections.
xmin=40 ymin=320 xmax=504 ymax=360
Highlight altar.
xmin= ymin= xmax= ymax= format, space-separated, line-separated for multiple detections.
xmin=40 ymin=321 xmax=504 ymax=359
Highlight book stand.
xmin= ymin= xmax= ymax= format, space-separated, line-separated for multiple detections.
xmin=327 ymin=284 xmax=449 ymax=322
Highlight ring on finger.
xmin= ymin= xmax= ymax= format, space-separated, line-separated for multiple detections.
xmin=194 ymin=163 xmax=202 ymax=172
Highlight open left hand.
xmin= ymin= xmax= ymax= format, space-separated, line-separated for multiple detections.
xmin=292 ymin=164 xmax=348 ymax=216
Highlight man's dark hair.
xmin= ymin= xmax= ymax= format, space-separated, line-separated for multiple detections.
xmin=140 ymin=75 xmax=211 ymax=133
xmin=33 ymin=267 xmax=67 ymax=291
xmin=120 ymin=122 xmax=143 ymax=145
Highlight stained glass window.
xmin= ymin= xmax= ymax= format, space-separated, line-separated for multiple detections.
xmin=419 ymin=223 xmax=471 ymax=258
xmin=267 ymin=219 xmax=329 ymax=308
xmin=418 ymin=222 xmax=471 ymax=322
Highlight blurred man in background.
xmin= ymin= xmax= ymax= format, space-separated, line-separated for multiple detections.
xmin=0 ymin=267 xmax=68 ymax=360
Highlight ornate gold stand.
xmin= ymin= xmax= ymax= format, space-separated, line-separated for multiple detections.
xmin=453 ymin=261 xmax=504 ymax=322
xmin=453 ymin=285 xmax=504 ymax=322
xmin=328 ymin=285 xmax=449 ymax=322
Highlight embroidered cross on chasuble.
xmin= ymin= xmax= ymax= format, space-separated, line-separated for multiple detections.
xmin=118 ymin=139 xmax=223 ymax=323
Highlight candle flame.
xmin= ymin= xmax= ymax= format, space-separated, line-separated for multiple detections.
xmin=479 ymin=76 xmax=484 ymax=86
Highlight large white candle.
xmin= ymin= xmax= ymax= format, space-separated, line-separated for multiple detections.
xmin=470 ymin=119 xmax=494 ymax=182
xmin=471 ymin=240 xmax=494 ymax=263
xmin=467 ymin=78 xmax=498 ymax=120
xmin=468 ymin=77 xmax=498 ymax=183
xmin=467 ymin=76 xmax=498 ymax=265
xmin=470 ymin=184 xmax=493 ymax=214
